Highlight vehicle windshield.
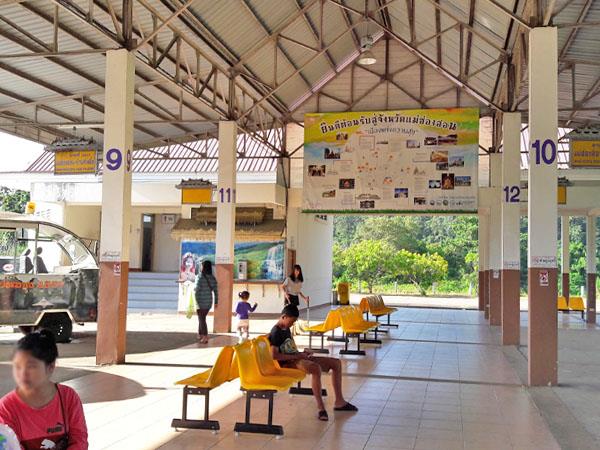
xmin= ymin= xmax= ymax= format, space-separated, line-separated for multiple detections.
xmin=38 ymin=224 xmax=97 ymax=269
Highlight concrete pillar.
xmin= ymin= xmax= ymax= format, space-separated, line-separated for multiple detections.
xmin=96 ymin=49 xmax=135 ymax=365
xmin=489 ymin=153 xmax=502 ymax=326
xmin=501 ymin=112 xmax=521 ymax=345
xmin=561 ymin=216 xmax=570 ymax=299
xmin=528 ymin=27 xmax=558 ymax=386
xmin=478 ymin=213 xmax=489 ymax=313
xmin=586 ymin=216 xmax=596 ymax=323
xmin=213 ymin=121 xmax=237 ymax=333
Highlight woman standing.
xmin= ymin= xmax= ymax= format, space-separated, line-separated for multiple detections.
xmin=0 ymin=330 xmax=88 ymax=449
xmin=195 ymin=260 xmax=218 ymax=343
xmin=281 ymin=264 xmax=310 ymax=307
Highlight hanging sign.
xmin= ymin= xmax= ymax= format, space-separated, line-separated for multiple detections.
xmin=54 ymin=150 xmax=97 ymax=175
xmin=302 ymin=108 xmax=479 ymax=213
xmin=570 ymin=141 xmax=600 ymax=168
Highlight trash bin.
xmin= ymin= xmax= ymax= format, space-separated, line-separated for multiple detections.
xmin=331 ymin=290 xmax=339 ymax=305
xmin=337 ymin=282 xmax=350 ymax=305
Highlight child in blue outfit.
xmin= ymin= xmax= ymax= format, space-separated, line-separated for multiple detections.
xmin=234 ymin=291 xmax=257 ymax=343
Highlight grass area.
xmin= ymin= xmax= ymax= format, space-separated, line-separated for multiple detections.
xmin=338 ymin=280 xmax=477 ymax=297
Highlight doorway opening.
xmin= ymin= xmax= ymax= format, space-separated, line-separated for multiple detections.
xmin=142 ymin=214 xmax=155 ymax=272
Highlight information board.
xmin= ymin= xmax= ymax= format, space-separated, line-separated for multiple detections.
xmin=302 ymin=108 xmax=479 ymax=213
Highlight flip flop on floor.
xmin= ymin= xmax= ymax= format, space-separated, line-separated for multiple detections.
xmin=318 ymin=410 xmax=329 ymax=421
xmin=334 ymin=402 xmax=358 ymax=412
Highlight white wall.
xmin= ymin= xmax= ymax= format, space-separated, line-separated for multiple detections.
xmin=295 ymin=211 xmax=334 ymax=309
xmin=64 ymin=205 xmax=101 ymax=240
xmin=128 ymin=206 xmax=181 ymax=270
xmin=153 ymin=213 xmax=181 ymax=272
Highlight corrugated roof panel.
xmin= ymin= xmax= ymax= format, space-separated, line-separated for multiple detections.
xmin=186 ymin=0 xmax=266 ymax=57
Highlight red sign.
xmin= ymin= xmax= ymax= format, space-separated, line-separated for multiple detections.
xmin=539 ymin=270 xmax=549 ymax=287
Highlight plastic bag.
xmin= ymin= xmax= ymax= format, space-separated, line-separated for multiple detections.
xmin=185 ymin=285 xmax=196 ymax=319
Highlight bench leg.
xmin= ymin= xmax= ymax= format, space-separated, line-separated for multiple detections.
xmin=234 ymin=390 xmax=284 ymax=436
xmin=327 ymin=328 xmax=347 ymax=342
xmin=307 ymin=332 xmax=329 ymax=354
xmin=379 ymin=314 xmax=399 ymax=328
xmin=289 ymin=380 xmax=327 ymax=396
xmin=171 ymin=387 xmax=220 ymax=431
xmin=359 ymin=331 xmax=382 ymax=345
xmin=340 ymin=333 xmax=366 ymax=356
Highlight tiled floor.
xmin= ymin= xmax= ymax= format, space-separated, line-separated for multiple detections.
xmin=0 ymin=308 xmax=582 ymax=449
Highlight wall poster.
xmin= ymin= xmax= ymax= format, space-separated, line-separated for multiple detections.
xmin=302 ymin=108 xmax=479 ymax=213
xmin=179 ymin=241 xmax=285 ymax=282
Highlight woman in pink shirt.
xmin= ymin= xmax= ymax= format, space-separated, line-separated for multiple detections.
xmin=0 ymin=329 xmax=88 ymax=449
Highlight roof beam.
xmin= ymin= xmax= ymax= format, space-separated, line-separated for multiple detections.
xmin=558 ymin=0 xmax=593 ymax=61
xmin=327 ymin=0 xmax=503 ymax=111
xmin=233 ymin=0 xmax=322 ymax=69
xmin=480 ymin=0 xmax=531 ymax=29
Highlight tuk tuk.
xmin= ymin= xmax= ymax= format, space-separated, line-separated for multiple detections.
xmin=0 ymin=212 xmax=99 ymax=342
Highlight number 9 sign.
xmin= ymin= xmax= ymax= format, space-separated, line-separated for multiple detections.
xmin=105 ymin=148 xmax=132 ymax=173
xmin=105 ymin=148 xmax=122 ymax=171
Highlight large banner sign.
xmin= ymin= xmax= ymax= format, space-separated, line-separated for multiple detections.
xmin=303 ymin=108 xmax=479 ymax=213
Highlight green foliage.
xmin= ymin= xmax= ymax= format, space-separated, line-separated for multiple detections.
xmin=340 ymin=239 xmax=395 ymax=293
xmin=0 ymin=186 xmax=29 ymax=213
xmin=390 ymin=249 xmax=448 ymax=295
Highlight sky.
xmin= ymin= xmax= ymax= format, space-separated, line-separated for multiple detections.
xmin=0 ymin=132 xmax=44 ymax=172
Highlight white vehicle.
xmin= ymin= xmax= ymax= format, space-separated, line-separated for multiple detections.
xmin=0 ymin=212 xmax=99 ymax=342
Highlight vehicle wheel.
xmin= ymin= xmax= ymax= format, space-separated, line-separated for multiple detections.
xmin=39 ymin=313 xmax=73 ymax=343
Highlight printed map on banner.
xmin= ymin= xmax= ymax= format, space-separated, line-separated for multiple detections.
xmin=302 ymin=108 xmax=479 ymax=213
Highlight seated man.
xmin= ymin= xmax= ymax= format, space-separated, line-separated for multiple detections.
xmin=269 ymin=304 xmax=357 ymax=421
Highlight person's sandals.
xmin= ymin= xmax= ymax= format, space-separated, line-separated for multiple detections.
xmin=334 ymin=402 xmax=358 ymax=412
xmin=318 ymin=410 xmax=329 ymax=421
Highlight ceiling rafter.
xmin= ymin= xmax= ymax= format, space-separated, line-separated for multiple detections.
xmin=327 ymin=0 xmax=503 ymax=111
xmin=49 ymin=0 xmax=284 ymax=154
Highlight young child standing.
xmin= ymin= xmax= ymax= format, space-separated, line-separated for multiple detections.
xmin=234 ymin=291 xmax=257 ymax=343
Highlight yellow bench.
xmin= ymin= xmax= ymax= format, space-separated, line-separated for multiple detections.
xmin=234 ymin=340 xmax=296 ymax=437
xmin=557 ymin=296 xmax=569 ymax=311
xmin=254 ymin=335 xmax=327 ymax=397
xmin=171 ymin=345 xmax=236 ymax=432
xmin=371 ymin=295 xmax=399 ymax=328
xmin=305 ymin=309 xmax=341 ymax=354
xmin=338 ymin=305 xmax=379 ymax=355
xmin=569 ymin=296 xmax=586 ymax=319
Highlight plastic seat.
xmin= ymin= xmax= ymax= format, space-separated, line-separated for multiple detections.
xmin=569 ymin=296 xmax=586 ymax=319
xmin=557 ymin=296 xmax=568 ymax=311
xmin=253 ymin=336 xmax=305 ymax=381
xmin=305 ymin=310 xmax=341 ymax=353
xmin=175 ymin=345 xmax=235 ymax=389
xmin=235 ymin=340 xmax=296 ymax=391
xmin=306 ymin=309 xmax=341 ymax=333
xmin=171 ymin=346 xmax=236 ymax=432
xmin=233 ymin=340 xmax=296 ymax=437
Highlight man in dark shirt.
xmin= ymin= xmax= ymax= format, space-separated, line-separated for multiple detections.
xmin=268 ymin=304 xmax=357 ymax=421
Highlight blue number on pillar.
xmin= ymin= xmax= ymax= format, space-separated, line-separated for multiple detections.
xmin=105 ymin=148 xmax=122 ymax=171
xmin=532 ymin=139 xmax=557 ymax=165
xmin=219 ymin=187 xmax=233 ymax=203
xmin=503 ymin=186 xmax=520 ymax=203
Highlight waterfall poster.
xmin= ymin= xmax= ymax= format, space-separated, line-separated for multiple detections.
xmin=180 ymin=241 xmax=285 ymax=281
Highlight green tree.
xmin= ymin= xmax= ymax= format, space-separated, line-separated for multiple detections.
xmin=391 ymin=249 xmax=448 ymax=295
xmin=341 ymin=239 xmax=394 ymax=293
xmin=355 ymin=216 xmax=426 ymax=253
xmin=0 ymin=187 xmax=29 ymax=213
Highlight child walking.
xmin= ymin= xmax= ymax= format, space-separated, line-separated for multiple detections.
xmin=234 ymin=291 xmax=257 ymax=343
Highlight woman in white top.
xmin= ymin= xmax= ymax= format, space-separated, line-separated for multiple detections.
xmin=281 ymin=264 xmax=310 ymax=307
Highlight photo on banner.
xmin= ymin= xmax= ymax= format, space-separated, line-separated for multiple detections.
xmin=302 ymin=108 xmax=479 ymax=213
